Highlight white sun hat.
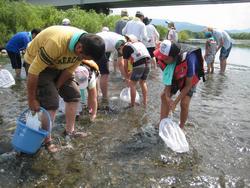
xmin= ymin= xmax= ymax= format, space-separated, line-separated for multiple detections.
xmin=74 ymin=66 xmax=89 ymax=89
xmin=62 ymin=18 xmax=71 ymax=26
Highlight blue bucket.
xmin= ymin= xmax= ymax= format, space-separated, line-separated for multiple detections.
xmin=11 ymin=107 xmax=51 ymax=154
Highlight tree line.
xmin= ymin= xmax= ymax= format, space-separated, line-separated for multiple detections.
xmin=0 ymin=0 xmax=249 ymax=48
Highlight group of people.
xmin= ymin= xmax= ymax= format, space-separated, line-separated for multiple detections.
xmin=204 ymin=27 xmax=233 ymax=74
xmin=4 ymin=22 xmax=106 ymax=152
xmin=113 ymin=9 xmax=232 ymax=128
xmin=3 ymin=9 xmax=232 ymax=153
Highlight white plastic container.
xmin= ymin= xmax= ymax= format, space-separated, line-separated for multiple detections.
xmin=119 ymin=87 xmax=140 ymax=103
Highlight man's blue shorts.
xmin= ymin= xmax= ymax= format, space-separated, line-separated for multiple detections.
xmin=220 ymin=43 xmax=232 ymax=61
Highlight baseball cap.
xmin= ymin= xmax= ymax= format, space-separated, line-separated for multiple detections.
xmin=121 ymin=9 xmax=128 ymax=17
xmin=168 ymin=22 xmax=175 ymax=29
xmin=62 ymin=18 xmax=70 ymax=26
xmin=74 ymin=66 xmax=89 ymax=89
xmin=135 ymin=11 xmax=144 ymax=17
xmin=153 ymin=40 xmax=180 ymax=60
xmin=115 ymin=40 xmax=126 ymax=50
xmin=102 ymin=26 xmax=109 ymax=32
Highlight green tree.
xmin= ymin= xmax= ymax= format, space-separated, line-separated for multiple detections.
xmin=178 ymin=31 xmax=189 ymax=41
xmin=155 ymin=25 xmax=167 ymax=40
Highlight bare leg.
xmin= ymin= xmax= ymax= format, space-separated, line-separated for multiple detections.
xmin=179 ymin=95 xmax=191 ymax=129
xmin=43 ymin=110 xmax=59 ymax=152
xmin=207 ymin=64 xmax=211 ymax=74
xmin=220 ymin=58 xmax=227 ymax=74
xmin=15 ymin=69 xmax=21 ymax=78
xmin=100 ymin=74 xmax=109 ymax=100
xmin=151 ymin=57 xmax=157 ymax=69
xmin=87 ymin=87 xmax=97 ymax=121
xmin=65 ymin=101 xmax=78 ymax=133
xmin=96 ymin=78 xmax=101 ymax=97
xmin=130 ymin=80 xmax=137 ymax=107
xmin=117 ymin=57 xmax=126 ymax=78
xmin=43 ymin=110 xmax=57 ymax=143
xmin=63 ymin=101 xmax=88 ymax=138
xmin=112 ymin=60 xmax=117 ymax=73
xmin=160 ymin=86 xmax=172 ymax=120
xmin=211 ymin=61 xmax=214 ymax=74
xmin=139 ymin=80 xmax=148 ymax=107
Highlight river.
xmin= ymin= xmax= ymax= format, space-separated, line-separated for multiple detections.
xmin=0 ymin=44 xmax=250 ymax=187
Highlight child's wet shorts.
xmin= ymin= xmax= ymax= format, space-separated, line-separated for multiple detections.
xmin=130 ymin=58 xmax=150 ymax=81
xmin=37 ymin=68 xmax=80 ymax=110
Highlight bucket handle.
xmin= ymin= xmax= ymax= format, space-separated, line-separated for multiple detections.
xmin=18 ymin=107 xmax=52 ymax=133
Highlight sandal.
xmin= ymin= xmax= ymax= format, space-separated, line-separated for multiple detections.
xmin=43 ymin=141 xmax=60 ymax=153
xmin=63 ymin=130 xmax=88 ymax=139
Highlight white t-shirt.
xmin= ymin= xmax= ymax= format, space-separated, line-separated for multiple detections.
xmin=212 ymin=29 xmax=232 ymax=49
xmin=144 ymin=24 xmax=159 ymax=48
xmin=122 ymin=17 xmax=149 ymax=42
xmin=167 ymin=28 xmax=178 ymax=43
xmin=126 ymin=42 xmax=150 ymax=62
xmin=96 ymin=31 xmax=125 ymax=52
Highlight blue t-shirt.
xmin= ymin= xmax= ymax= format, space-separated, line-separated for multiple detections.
xmin=186 ymin=52 xmax=199 ymax=78
xmin=6 ymin=32 xmax=31 ymax=53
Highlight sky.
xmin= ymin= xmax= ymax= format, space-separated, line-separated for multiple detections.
xmin=111 ymin=3 xmax=250 ymax=30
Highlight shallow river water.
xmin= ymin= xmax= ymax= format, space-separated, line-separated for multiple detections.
xmin=0 ymin=44 xmax=250 ymax=187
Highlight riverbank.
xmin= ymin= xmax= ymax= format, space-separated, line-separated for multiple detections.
xmin=183 ymin=38 xmax=250 ymax=47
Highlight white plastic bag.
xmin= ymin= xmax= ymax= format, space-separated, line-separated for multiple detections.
xmin=119 ymin=87 xmax=140 ymax=103
xmin=26 ymin=112 xmax=41 ymax=131
xmin=159 ymin=118 xmax=189 ymax=153
xmin=0 ymin=69 xmax=15 ymax=88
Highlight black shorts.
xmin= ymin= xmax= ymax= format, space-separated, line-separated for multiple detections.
xmin=147 ymin=47 xmax=155 ymax=58
xmin=7 ymin=50 xmax=22 ymax=69
xmin=96 ymin=52 xmax=110 ymax=75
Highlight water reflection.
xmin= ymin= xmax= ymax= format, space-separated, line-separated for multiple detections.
xmin=201 ymin=74 xmax=228 ymax=97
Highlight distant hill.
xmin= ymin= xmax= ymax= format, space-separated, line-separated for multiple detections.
xmin=150 ymin=19 xmax=169 ymax=27
xmin=151 ymin=19 xmax=206 ymax=32
xmin=151 ymin=18 xmax=250 ymax=33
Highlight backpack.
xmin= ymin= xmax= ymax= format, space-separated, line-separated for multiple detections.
xmin=171 ymin=45 xmax=205 ymax=94
xmin=178 ymin=44 xmax=205 ymax=83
